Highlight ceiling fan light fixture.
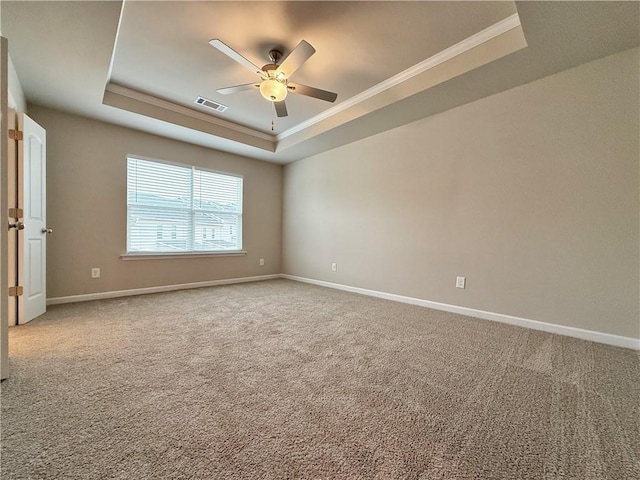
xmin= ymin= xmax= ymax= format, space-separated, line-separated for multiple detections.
xmin=259 ymin=78 xmax=288 ymax=102
xmin=210 ymin=39 xmax=337 ymax=117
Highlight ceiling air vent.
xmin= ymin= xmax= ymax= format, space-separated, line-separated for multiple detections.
xmin=194 ymin=96 xmax=228 ymax=113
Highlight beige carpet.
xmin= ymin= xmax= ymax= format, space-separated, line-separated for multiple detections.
xmin=1 ymin=279 xmax=638 ymax=479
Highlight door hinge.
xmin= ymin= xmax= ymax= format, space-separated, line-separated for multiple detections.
xmin=8 ymin=129 xmax=23 ymax=141
xmin=8 ymin=286 xmax=24 ymax=297
xmin=8 ymin=207 xmax=23 ymax=219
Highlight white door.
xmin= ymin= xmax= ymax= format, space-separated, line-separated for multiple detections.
xmin=19 ymin=113 xmax=47 ymax=323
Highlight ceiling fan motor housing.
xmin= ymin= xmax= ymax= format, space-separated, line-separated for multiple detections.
xmin=261 ymin=64 xmax=279 ymax=76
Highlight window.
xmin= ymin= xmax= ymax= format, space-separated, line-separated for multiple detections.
xmin=127 ymin=157 xmax=243 ymax=254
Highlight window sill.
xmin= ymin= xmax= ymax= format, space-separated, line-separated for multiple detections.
xmin=121 ymin=251 xmax=247 ymax=261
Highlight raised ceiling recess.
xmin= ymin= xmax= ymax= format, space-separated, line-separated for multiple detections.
xmin=103 ymin=1 xmax=525 ymax=155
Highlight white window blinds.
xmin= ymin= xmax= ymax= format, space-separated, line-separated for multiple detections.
xmin=127 ymin=157 xmax=243 ymax=253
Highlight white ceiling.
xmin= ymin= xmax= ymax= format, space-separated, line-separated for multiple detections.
xmin=2 ymin=1 xmax=639 ymax=164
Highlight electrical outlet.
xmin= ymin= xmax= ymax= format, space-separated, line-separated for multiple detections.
xmin=259 ymin=258 xmax=265 ymax=266
xmin=331 ymin=263 xmax=337 ymax=272
xmin=91 ymin=268 xmax=101 ymax=279
xmin=456 ymin=276 xmax=466 ymax=289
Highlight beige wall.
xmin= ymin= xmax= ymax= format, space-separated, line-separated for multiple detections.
xmin=7 ymin=55 xmax=26 ymax=112
xmin=29 ymin=106 xmax=282 ymax=299
xmin=283 ymin=47 xmax=640 ymax=339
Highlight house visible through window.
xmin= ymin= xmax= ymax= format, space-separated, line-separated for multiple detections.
xmin=127 ymin=157 xmax=243 ymax=253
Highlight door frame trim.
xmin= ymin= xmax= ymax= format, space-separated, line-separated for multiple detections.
xmin=1 ymin=37 xmax=10 ymax=380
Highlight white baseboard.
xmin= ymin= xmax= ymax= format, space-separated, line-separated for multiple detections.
xmin=46 ymin=274 xmax=281 ymax=305
xmin=46 ymin=273 xmax=639 ymax=350
xmin=281 ymin=274 xmax=640 ymax=351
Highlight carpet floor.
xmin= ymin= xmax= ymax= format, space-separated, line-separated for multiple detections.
xmin=1 ymin=279 xmax=638 ymax=479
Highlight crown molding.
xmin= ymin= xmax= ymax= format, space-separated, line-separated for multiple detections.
xmin=276 ymin=13 xmax=523 ymax=143
xmin=104 ymin=83 xmax=274 ymax=143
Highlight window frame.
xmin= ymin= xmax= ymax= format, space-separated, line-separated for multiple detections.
xmin=124 ymin=155 xmax=245 ymax=258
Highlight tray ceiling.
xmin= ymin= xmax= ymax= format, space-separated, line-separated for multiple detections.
xmin=108 ymin=1 xmax=517 ymax=135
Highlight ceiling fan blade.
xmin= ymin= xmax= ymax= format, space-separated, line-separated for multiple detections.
xmin=216 ymin=83 xmax=259 ymax=95
xmin=288 ymin=83 xmax=337 ymax=103
xmin=209 ymin=39 xmax=263 ymax=76
xmin=275 ymin=40 xmax=315 ymax=79
xmin=274 ymin=100 xmax=288 ymax=118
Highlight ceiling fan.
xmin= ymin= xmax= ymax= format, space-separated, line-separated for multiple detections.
xmin=209 ymin=39 xmax=338 ymax=118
